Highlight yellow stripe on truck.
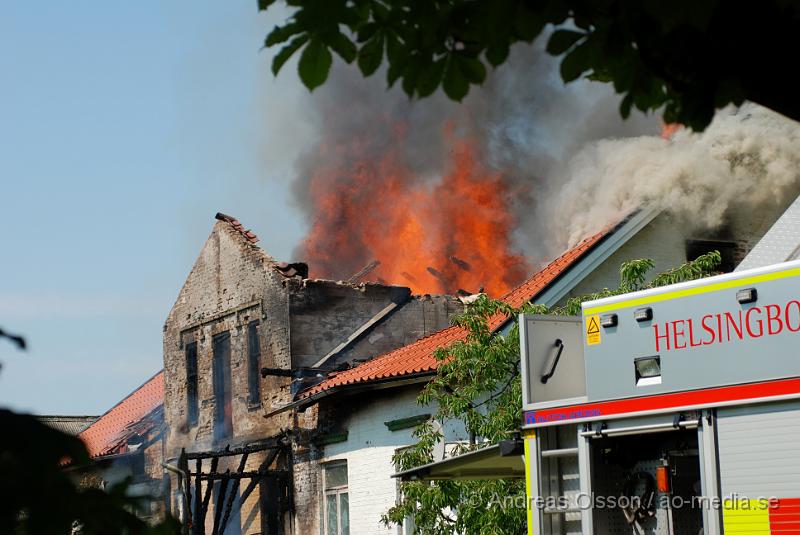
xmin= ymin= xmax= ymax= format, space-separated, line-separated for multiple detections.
xmin=583 ymin=267 xmax=800 ymax=316
xmin=723 ymin=499 xmax=771 ymax=534
xmin=524 ymin=433 xmax=535 ymax=535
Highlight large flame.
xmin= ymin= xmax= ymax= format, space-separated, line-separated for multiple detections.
xmin=298 ymin=128 xmax=530 ymax=296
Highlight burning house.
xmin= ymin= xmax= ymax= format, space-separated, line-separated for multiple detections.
xmin=155 ymin=193 xmax=798 ymax=534
xmin=160 ymin=213 xmax=463 ymax=534
xmin=272 ymin=198 xmax=800 ymax=534
xmin=71 ymin=169 xmax=797 ymax=533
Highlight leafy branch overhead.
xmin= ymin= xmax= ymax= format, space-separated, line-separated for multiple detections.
xmin=260 ymin=0 xmax=800 ymax=131
xmin=382 ymin=251 xmax=721 ymax=533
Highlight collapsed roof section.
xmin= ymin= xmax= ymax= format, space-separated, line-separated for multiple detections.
xmin=77 ymin=371 xmax=164 ymax=458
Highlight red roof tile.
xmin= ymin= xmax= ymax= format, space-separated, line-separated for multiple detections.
xmin=78 ymin=371 xmax=164 ymax=458
xmin=299 ymin=229 xmax=610 ymax=399
xmin=215 ymin=212 xmax=260 ymax=245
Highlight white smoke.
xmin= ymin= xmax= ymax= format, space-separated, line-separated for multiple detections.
xmin=543 ymin=104 xmax=800 ymax=247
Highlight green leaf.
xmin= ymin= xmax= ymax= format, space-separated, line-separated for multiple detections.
xmin=386 ymin=55 xmax=406 ymax=87
xmin=620 ymin=93 xmax=634 ymax=118
xmin=357 ymin=31 xmax=385 ymax=76
xmin=258 ymin=0 xmax=277 ymax=10
xmin=272 ymin=34 xmax=309 ymax=76
xmin=371 ymin=1 xmax=390 ymax=23
xmin=298 ymin=37 xmax=333 ymax=91
xmin=546 ymin=29 xmax=585 ymax=55
xmin=513 ymin=3 xmax=545 ymax=41
xmin=357 ymin=22 xmax=379 ymax=43
xmin=559 ymin=41 xmax=591 ymax=82
xmin=385 ymin=32 xmax=404 ymax=64
xmin=442 ymin=55 xmax=469 ymax=101
xmin=416 ymin=58 xmax=446 ymax=97
xmin=265 ymin=22 xmax=301 ymax=47
xmin=401 ymin=56 xmax=422 ymax=97
xmin=485 ymin=41 xmax=509 ymax=67
xmin=327 ymin=32 xmax=357 ymax=63
xmin=457 ymin=56 xmax=486 ymax=84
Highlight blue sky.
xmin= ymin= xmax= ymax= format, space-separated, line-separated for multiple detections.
xmin=0 ymin=2 xmax=312 ymax=414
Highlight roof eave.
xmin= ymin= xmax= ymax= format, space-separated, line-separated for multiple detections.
xmin=265 ymin=371 xmax=437 ymax=418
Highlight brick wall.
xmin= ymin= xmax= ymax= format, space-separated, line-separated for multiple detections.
xmin=333 ymin=294 xmax=463 ymax=368
xmin=163 ymin=218 xmax=465 ymax=534
xmin=287 ymin=279 xmax=410 ymax=368
xmin=163 ymin=221 xmax=296 ymax=532
xmin=163 ymin=221 xmax=293 ymax=458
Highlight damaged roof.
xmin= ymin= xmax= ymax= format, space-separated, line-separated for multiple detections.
xmin=215 ymin=212 xmax=260 ymax=245
xmin=78 ymin=371 xmax=164 ymax=458
xmin=298 ymin=228 xmax=612 ymax=400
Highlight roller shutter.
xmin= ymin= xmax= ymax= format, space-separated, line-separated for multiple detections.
xmin=717 ymin=401 xmax=800 ymax=534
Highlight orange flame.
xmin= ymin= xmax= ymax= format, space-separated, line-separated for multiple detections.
xmin=661 ymin=121 xmax=681 ymax=139
xmin=298 ymin=128 xmax=530 ymax=296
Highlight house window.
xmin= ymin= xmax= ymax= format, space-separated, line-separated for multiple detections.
xmin=212 ymin=331 xmax=232 ymax=440
xmin=323 ymin=462 xmax=349 ymax=535
xmin=185 ymin=341 xmax=198 ymax=427
xmin=247 ymin=320 xmax=261 ymax=406
xmin=686 ymin=239 xmax=737 ymax=273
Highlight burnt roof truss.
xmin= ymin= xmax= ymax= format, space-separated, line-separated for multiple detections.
xmin=178 ymin=436 xmax=291 ymax=535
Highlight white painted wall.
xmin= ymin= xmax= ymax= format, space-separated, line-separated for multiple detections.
xmin=319 ymin=385 xmax=467 ymax=535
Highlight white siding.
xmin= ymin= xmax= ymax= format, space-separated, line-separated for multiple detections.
xmin=321 ymin=386 xmax=468 ymax=535
xmin=717 ymin=401 xmax=800 ymax=498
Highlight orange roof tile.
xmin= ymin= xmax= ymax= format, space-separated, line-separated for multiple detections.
xmin=78 ymin=371 xmax=164 ymax=458
xmin=299 ymin=229 xmax=610 ymax=399
xmin=215 ymin=212 xmax=260 ymax=245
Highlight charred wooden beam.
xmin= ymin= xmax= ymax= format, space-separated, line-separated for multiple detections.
xmin=236 ymin=447 xmax=283 ymax=510
xmin=192 ymin=459 xmax=204 ymax=535
xmin=179 ymin=449 xmax=192 ymax=532
xmin=312 ymin=301 xmax=401 ymax=368
xmin=210 ymin=470 xmax=231 ymax=535
xmin=200 ymin=455 xmax=219 ymax=519
xmin=260 ymin=367 xmax=294 ymax=378
xmin=185 ymin=439 xmax=284 ymax=460
xmin=449 ymin=255 xmax=471 ymax=272
xmin=426 ymin=266 xmax=447 ymax=283
xmin=217 ymin=452 xmax=249 ymax=535
xmin=192 ymin=470 xmax=290 ymax=480
xmin=401 ymin=271 xmax=416 ymax=283
xmin=347 ymin=260 xmax=380 ymax=283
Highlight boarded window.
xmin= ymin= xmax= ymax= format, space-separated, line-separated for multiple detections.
xmin=185 ymin=341 xmax=198 ymax=427
xmin=323 ymin=462 xmax=349 ymax=535
xmin=247 ymin=320 xmax=261 ymax=406
xmin=212 ymin=331 xmax=232 ymax=440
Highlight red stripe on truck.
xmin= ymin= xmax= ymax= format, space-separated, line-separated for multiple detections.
xmin=525 ymin=376 xmax=800 ymax=425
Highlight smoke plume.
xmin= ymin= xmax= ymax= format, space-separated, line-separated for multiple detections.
xmin=544 ymin=104 xmax=800 ymax=246
xmin=289 ymin=38 xmax=800 ymax=295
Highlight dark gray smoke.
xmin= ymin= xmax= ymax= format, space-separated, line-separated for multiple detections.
xmin=290 ymin=38 xmax=660 ymax=276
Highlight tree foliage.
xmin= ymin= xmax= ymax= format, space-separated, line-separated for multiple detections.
xmin=0 ymin=330 xmax=180 ymax=534
xmin=259 ymin=0 xmax=800 ymax=131
xmin=382 ymin=251 xmax=721 ymax=534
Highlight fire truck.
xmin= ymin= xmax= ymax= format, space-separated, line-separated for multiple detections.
xmin=398 ymin=260 xmax=800 ymax=534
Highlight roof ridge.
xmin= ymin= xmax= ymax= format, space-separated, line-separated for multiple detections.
xmin=78 ymin=370 xmax=165 ymax=458
xmin=215 ymin=212 xmax=260 ymax=245
xmin=80 ymin=370 xmax=164 ymax=426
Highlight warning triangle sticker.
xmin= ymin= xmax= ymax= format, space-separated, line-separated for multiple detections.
xmin=586 ymin=315 xmax=601 ymax=345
